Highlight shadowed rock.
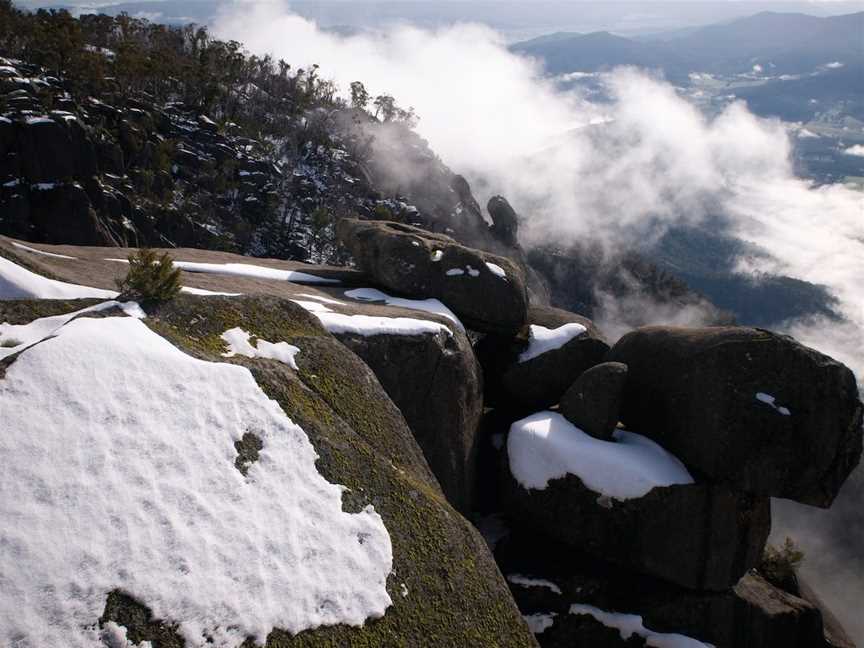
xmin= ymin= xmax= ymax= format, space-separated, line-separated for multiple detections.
xmin=503 ymin=454 xmax=770 ymax=590
xmin=608 ymin=326 xmax=863 ymax=507
xmin=337 ymin=218 xmax=528 ymax=334
xmin=560 ymin=362 xmax=628 ymax=441
xmin=478 ymin=305 xmax=609 ymax=412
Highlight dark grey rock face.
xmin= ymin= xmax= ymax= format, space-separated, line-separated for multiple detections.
xmin=337 ymin=218 xmax=529 ymax=335
xmin=607 ymin=326 xmax=863 ymax=507
xmin=559 ymin=362 xmax=628 ymax=441
xmin=477 ymin=305 xmax=609 ymax=412
xmin=502 ymin=457 xmax=770 ymax=591
xmin=332 ymin=321 xmax=483 ymax=514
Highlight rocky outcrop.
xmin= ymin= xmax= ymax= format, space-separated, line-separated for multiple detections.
xmin=337 ymin=218 xmax=528 ymax=334
xmin=478 ymin=305 xmax=609 ymax=411
xmin=319 ymin=295 xmax=484 ymax=513
xmin=487 ymin=195 xmax=519 ymax=247
xmin=559 ymin=362 xmax=628 ymax=441
xmin=608 ymin=326 xmax=864 ymax=507
xmin=503 ymin=457 xmax=770 ymax=590
xmin=0 ymin=236 xmax=485 ymax=514
xmin=497 ymin=531 xmax=843 ymax=648
xmin=0 ymin=289 xmax=536 ymax=647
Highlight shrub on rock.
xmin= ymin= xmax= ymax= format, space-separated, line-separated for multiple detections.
xmin=117 ymin=248 xmax=181 ymax=302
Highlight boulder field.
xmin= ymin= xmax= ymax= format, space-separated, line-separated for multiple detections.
xmin=0 ymin=230 xmax=861 ymax=647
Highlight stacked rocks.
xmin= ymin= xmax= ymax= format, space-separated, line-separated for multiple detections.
xmin=494 ymin=323 xmax=862 ymax=646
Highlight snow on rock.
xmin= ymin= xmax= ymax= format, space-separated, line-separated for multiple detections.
xmin=0 ymin=316 xmax=392 ymax=647
xmin=755 ymin=392 xmax=792 ymax=416
xmin=0 ymin=255 xmax=118 ymax=300
xmin=523 ymin=612 xmax=557 ymax=635
xmin=344 ymin=287 xmax=463 ymax=330
xmin=485 ymin=262 xmax=507 ymax=279
xmin=518 ymin=323 xmax=587 ymax=363
xmin=508 ymin=412 xmax=694 ymax=498
xmin=316 ymin=312 xmax=451 ymax=337
xmin=10 ymin=241 xmax=77 ymax=260
xmin=172 ymin=260 xmax=341 ymax=284
xmin=0 ymin=300 xmax=143 ymax=359
xmin=181 ymin=286 xmax=242 ymax=297
xmin=569 ymin=604 xmax=714 ymax=648
xmin=291 ymin=298 xmax=452 ymax=337
xmin=220 ymin=326 xmax=300 ymax=370
xmin=100 ymin=621 xmax=153 ymax=648
xmin=506 ymin=574 xmax=562 ymax=595
xmin=295 ymin=292 xmax=346 ymax=306
xmin=445 ymin=265 xmax=480 ymax=278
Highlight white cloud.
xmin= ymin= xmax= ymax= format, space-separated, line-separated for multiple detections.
xmin=213 ymin=1 xmax=864 ymax=381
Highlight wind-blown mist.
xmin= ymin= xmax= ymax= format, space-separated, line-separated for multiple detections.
xmin=214 ymin=2 xmax=862 ymax=378
xmin=216 ymin=2 xmax=864 ymax=640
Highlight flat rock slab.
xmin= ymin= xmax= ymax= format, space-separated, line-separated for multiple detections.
xmin=337 ymin=218 xmax=528 ymax=334
xmin=607 ymin=326 xmax=864 ymax=507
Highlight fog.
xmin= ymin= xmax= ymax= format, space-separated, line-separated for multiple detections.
xmin=213 ymin=4 xmax=863 ymax=639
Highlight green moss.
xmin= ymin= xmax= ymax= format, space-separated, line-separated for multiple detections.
xmin=0 ymin=298 xmax=105 ymax=325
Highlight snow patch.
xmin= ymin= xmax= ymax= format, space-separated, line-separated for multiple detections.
xmin=0 ymin=255 xmax=118 ymax=300
xmin=107 ymin=258 xmax=340 ymax=285
xmin=0 ymin=316 xmax=392 ymax=646
xmin=292 ymin=298 xmax=452 ymax=337
xmin=10 ymin=241 xmax=77 ymax=259
xmin=506 ymin=574 xmax=562 ymax=595
xmin=344 ymin=287 xmax=462 ymax=330
xmin=485 ymin=262 xmax=507 ymax=279
xmin=181 ymin=286 xmax=242 ymax=296
xmin=507 ymin=412 xmax=694 ymax=498
xmin=755 ymin=392 xmax=792 ymax=416
xmin=518 ymin=323 xmax=586 ymax=362
xmin=100 ymin=621 xmax=153 ymax=648
xmin=569 ymin=604 xmax=714 ymax=647
xmin=523 ymin=612 xmax=557 ymax=635
xmin=445 ymin=268 xmax=464 ymax=276
xmin=430 ymin=250 xmax=443 ymax=262
xmin=220 ymin=326 xmax=300 ymax=370
xmin=0 ymin=300 xmax=143 ymax=359
xmin=316 ymin=312 xmax=451 ymax=337
xmin=843 ymin=144 xmax=864 ymax=157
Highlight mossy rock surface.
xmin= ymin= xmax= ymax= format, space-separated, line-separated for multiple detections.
xmin=90 ymin=294 xmax=536 ymax=647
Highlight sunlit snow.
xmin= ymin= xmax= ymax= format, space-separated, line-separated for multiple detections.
xmin=0 ymin=316 xmax=392 ymax=647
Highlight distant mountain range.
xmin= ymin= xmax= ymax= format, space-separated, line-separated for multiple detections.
xmin=511 ymin=11 xmax=864 ymax=81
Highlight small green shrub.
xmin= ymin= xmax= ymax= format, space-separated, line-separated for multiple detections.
xmin=116 ymin=248 xmax=181 ymax=302
xmin=759 ymin=536 xmax=805 ymax=592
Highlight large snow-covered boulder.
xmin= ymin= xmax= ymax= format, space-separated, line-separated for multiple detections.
xmin=336 ymin=218 xmax=529 ymax=334
xmin=478 ymin=305 xmax=609 ymax=412
xmin=503 ymin=412 xmax=770 ymax=590
xmin=608 ymin=326 xmax=864 ymax=507
xmin=0 ymin=288 xmax=535 ymax=647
